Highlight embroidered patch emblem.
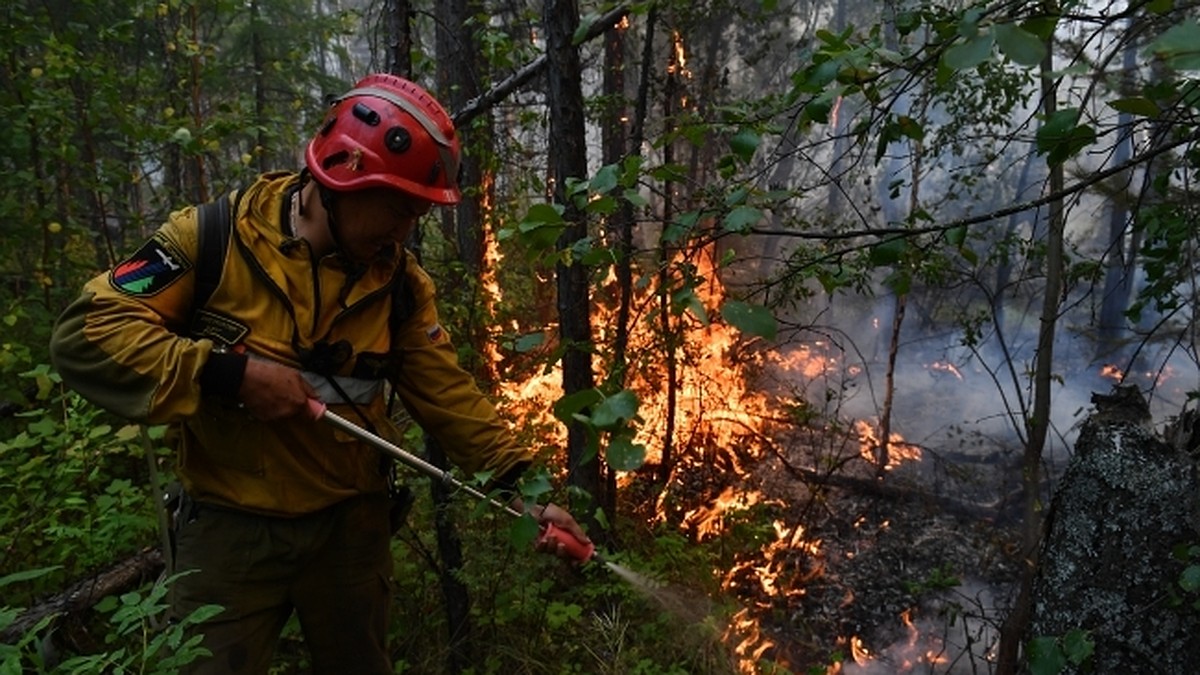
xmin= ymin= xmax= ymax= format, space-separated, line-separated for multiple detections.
xmin=110 ymin=237 xmax=191 ymax=296
xmin=425 ymin=324 xmax=444 ymax=343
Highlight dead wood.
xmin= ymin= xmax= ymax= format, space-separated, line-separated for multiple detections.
xmin=1 ymin=547 xmax=164 ymax=645
xmin=770 ymin=444 xmax=1020 ymax=524
xmin=451 ymin=5 xmax=631 ymax=127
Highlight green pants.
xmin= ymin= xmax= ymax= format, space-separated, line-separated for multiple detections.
xmin=168 ymin=492 xmax=394 ymax=674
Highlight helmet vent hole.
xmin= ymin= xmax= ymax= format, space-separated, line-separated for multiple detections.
xmin=427 ymin=162 xmax=442 ymax=185
xmin=385 ymin=127 xmax=411 ymax=154
xmin=321 ymin=150 xmax=349 ymax=171
xmin=352 ymin=102 xmax=381 ymax=126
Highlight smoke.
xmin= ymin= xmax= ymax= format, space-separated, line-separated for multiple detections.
xmin=768 ymin=287 xmax=1198 ymax=465
xmin=841 ymin=581 xmax=1005 ymax=675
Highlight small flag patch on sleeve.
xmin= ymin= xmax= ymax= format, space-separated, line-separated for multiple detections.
xmin=425 ymin=324 xmax=444 ymax=343
xmin=110 ymin=237 xmax=191 ymax=296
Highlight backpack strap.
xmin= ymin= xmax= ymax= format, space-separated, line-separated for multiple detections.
xmin=193 ymin=191 xmax=236 ymax=312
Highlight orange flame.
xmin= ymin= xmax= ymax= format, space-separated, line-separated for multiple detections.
xmin=855 ymin=420 xmax=922 ymax=470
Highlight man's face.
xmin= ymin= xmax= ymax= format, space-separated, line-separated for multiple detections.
xmin=336 ymin=188 xmax=432 ymax=263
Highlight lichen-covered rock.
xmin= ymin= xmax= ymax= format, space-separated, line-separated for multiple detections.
xmin=1026 ymin=391 xmax=1200 ymax=674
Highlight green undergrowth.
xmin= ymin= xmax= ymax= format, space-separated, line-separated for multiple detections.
xmin=1 ymin=375 xmax=761 ymax=673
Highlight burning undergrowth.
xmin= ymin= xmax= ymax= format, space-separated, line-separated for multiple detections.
xmin=483 ymin=236 xmax=1026 ymax=672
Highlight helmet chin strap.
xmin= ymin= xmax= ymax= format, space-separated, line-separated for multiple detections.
xmin=316 ymin=182 xmax=343 ymax=249
xmin=314 ymin=178 xmax=369 ymax=306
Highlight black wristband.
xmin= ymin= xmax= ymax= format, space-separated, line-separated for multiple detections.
xmin=199 ymin=350 xmax=248 ymax=399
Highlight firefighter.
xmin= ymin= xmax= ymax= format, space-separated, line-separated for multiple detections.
xmin=49 ymin=73 xmax=589 ymax=674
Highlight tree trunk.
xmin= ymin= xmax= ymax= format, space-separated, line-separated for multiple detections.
xmin=998 ymin=8 xmax=1065 ymax=669
xmin=657 ymin=27 xmax=680 ymax=487
xmin=1027 ymin=386 xmax=1200 ymax=674
xmin=1096 ymin=20 xmax=1138 ymax=356
xmin=385 ymin=0 xmax=412 ymax=77
xmin=544 ymin=0 xmax=602 ymax=524
xmin=438 ymin=0 xmax=494 ymax=365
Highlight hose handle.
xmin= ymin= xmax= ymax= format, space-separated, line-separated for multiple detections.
xmin=306 ymin=398 xmax=327 ymax=420
xmin=538 ymin=522 xmax=596 ymax=563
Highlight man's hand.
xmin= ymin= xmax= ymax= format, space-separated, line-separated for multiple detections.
xmin=522 ymin=501 xmax=592 ymax=561
xmin=237 ymin=358 xmax=318 ymax=421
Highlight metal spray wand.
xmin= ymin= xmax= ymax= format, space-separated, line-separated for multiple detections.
xmin=306 ymin=399 xmax=599 ymax=563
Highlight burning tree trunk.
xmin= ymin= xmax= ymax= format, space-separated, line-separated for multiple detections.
xmin=1024 ymin=386 xmax=1200 ymax=673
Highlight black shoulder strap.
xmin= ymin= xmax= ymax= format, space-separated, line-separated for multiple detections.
xmin=193 ymin=191 xmax=235 ymax=312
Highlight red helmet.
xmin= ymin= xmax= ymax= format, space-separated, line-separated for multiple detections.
xmin=305 ymin=74 xmax=461 ymax=204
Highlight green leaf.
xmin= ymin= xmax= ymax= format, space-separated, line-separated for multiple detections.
xmin=518 ymin=471 xmax=553 ymax=501
xmin=994 ymin=23 xmax=1047 ymax=67
xmin=515 ymin=203 xmax=567 ymax=250
xmin=672 ymin=287 xmax=708 ymax=323
xmin=869 ymin=238 xmax=908 ymax=266
xmin=723 ymin=206 xmax=763 ymax=233
xmin=729 ymin=128 xmax=760 ymax=163
xmin=804 ymin=60 xmax=840 ymax=91
xmin=1109 ymin=97 xmax=1161 ymax=118
xmin=510 ymin=514 xmax=540 ymax=550
xmin=606 ymin=436 xmax=646 ymax=472
xmin=895 ymin=11 xmax=921 ymax=35
xmin=720 ymin=300 xmax=778 ymax=341
xmin=803 ymin=94 xmax=835 ymax=124
xmin=943 ymin=33 xmax=994 ymax=71
xmin=1027 ymin=636 xmax=1066 ymax=675
xmin=590 ymin=390 xmax=639 ymax=429
xmin=1022 ymin=16 xmax=1059 ymax=41
xmin=115 ymin=424 xmax=140 ymax=442
xmin=0 ymin=565 xmax=62 ymax=588
xmin=946 ymin=225 xmax=968 ymax=248
xmin=553 ymin=388 xmax=603 ymax=425
xmin=1062 ymin=629 xmax=1094 ymax=665
xmin=512 ymin=333 xmax=544 ymax=353
xmin=1150 ymin=21 xmax=1200 ymax=71
xmin=957 ymin=7 xmax=984 ymax=37
xmin=1036 ymin=108 xmax=1096 ymax=165
xmin=623 ymin=188 xmax=648 ymax=207
xmin=724 ymin=186 xmax=750 ymax=206
xmin=589 ymin=164 xmax=619 ymax=194
xmin=1180 ymin=564 xmax=1200 ymax=592
xmin=524 ymin=202 xmax=564 ymax=225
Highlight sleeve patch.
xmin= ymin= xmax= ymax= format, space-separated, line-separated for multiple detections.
xmin=425 ymin=324 xmax=444 ymax=343
xmin=110 ymin=237 xmax=192 ymax=296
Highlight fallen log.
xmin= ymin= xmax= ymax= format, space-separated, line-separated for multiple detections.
xmin=1 ymin=547 xmax=164 ymax=645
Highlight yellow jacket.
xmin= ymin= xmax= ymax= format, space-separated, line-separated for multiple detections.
xmin=50 ymin=172 xmax=529 ymax=516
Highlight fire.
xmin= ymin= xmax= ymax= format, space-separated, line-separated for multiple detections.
xmin=725 ymin=607 xmax=776 ymax=668
xmin=771 ymin=342 xmax=840 ymax=379
xmin=841 ymin=608 xmax=951 ymax=673
xmin=682 ymin=486 xmax=762 ymax=541
xmin=1100 ymin=363 xmax=1123 ymax=380
xmin=927 ymin=360 xmax=963 ymax=380
xmin=667 ymin=30 xmax=691 ymax=78
xmin=855 ymin=420 xmax=922 ymax=470
xmin=480 ymin=213 xmax=925 ymax=671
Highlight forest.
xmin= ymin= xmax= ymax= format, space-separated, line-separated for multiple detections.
xmin=2 ymin=0 xmax=1199 ymax=673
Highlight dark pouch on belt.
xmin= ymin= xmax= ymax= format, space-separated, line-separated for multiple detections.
xmin=389 ymin=484 xmax=414 ymax=534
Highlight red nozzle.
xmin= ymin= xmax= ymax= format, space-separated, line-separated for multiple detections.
xmin=538 ymin=522 xmax=596 ymax=563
